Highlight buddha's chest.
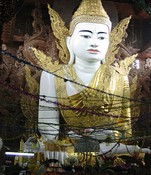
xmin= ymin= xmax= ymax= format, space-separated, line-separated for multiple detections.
xmin=55 ymin=65 xmax=126 ymax=101
xmin=65 ymin=71 xmax=94 ymax=96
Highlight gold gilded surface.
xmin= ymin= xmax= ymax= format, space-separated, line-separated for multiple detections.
xmin=106 ymin=16 xmax=132 ymax=65
xmin=32 ymin=47 xmax=61 ymax=72
xmin=114 ymin=54 xmax=137 ymax=75
xmin=72 ymin=0 xmax=108 ymax=19
xmin=20 ymin=65 xmax=39 ymax=130
xmin=30 ymin=1 xmax=137 ymax=139
xmin=46 ymin=2 xmax=131 ymax=65
xmin=55 ymin=64 xmax=132 ymax=137
xmin=48 ymin=4 xmax=69 ymax=64
xmin=69 ymin=0 xmax=111 ymax=34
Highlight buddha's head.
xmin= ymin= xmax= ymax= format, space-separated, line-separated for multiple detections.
xmin=67 ymin=0 xmax=112 ymax=64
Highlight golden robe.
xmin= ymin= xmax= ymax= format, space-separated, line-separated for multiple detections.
xmin=55 ymin=64 xmax=131 ymax=139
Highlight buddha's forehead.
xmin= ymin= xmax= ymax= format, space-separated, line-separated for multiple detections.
xmin=73 ymin=22 xmax=109 ymax=34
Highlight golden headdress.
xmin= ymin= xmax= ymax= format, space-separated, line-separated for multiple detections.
xmin=69 ymin=0 xmax=112 ymax=35
xmin=32 ymin=0 xmax=132 ymax=66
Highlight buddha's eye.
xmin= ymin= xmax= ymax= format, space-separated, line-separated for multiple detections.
xmin=80 ymin=35 xmax=91 ymax=39
xmin=98 ymin=36 xmax=105 ymax=40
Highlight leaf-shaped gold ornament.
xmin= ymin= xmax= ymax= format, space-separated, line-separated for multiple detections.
xmin=106 ymin=16 xmax=132 ymax=65
xmin=32 ymin=47 xmax=61 ymax=72
xmin=113 ymin=54 xmax=138 ymax=76
xmin=48 ymin=4 xmax=70 ymax=64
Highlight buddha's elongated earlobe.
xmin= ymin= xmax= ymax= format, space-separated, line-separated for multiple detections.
xmin=66 ymin=36 xmax=75 ymax=65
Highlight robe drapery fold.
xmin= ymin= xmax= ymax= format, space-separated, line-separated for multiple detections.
xmin=54 ymin=64 xmax=131 ymax=139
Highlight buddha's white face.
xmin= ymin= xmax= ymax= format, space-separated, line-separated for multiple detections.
xmin=68 ymin=22 xmax=110 ymax=63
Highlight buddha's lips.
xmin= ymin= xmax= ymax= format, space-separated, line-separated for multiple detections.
xmin=87 ymin=49 xmax=100 ymax=53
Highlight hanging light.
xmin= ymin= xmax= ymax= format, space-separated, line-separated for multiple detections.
xmin=5 ymin=152 xmax=34 ymax=156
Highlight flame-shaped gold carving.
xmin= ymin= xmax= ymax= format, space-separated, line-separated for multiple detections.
xmin=48 ymin=4 xmax=70 ymax=64
xmin=27 ymin=4 xmax=137 ymax=138
xmin=32 ymin=47 xmax=61 ymax=72
xmin=106 ymin=16 xmax=132 ymax=65
xmin=114 ymin=54 xmax=138 ymax=75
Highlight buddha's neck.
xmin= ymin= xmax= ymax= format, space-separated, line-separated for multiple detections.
xmin=74 ymin=57 xmax=101 ymax=74
xmin=73 ymin=58 xmax=101 ymax=86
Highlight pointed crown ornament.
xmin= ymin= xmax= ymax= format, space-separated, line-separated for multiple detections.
xmin=69 ymin=0 xmax=112 ymax=35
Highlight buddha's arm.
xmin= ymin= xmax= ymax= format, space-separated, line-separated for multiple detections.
xmin=38 ymin=71 xmax=59 ymax=141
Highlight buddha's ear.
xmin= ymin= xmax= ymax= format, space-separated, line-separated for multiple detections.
xmin=66 ymin=36 xmax=75 ymax=65
xmin=66 ymin=36 xmax=71 ymax=49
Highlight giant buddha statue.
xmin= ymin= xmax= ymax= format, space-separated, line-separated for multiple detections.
xmin=35 ymin=0 xmax=150 ymax=158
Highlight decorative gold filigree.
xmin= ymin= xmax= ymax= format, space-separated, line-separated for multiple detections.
xmin=20 ymin=65 xmax=39 ymax=131
xmin=106 ymin=16 xmax=132 ymax=65
xmin=114 ymin=54 xmax=138 ymax=75
xmin=69 ymin=0 xmax=111 ymax=34
xmin=47 ymin=3 xmax=131 ymax=66
xmin=32 ymin=47 xmax=61 ymax=72
xmin=55 ymin=64 xmax=132 ymax=137
xmin=45 ymin=2 xmax=132 ymax=68
xmin=30 ymin=2 xmax=136 ymax=139
xmin=72 ymin=0 xmax=108 ymax=19
xmin=48 ymin=4 xmax=69 ymax=64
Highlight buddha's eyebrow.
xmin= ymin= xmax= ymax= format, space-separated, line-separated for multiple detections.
xmin=79 ymin=30 xmax=107 ymax=35
xmin=79 ymin=30 xmax=92 ymax=33
xmin=98 ymin=32 xmax=107 ymax=34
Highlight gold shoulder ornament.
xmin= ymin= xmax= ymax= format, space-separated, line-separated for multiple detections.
xmin=33 ymin=5 xmax=134 ymax=70
xmin=31 ymin=4 xmax=70 ymax=67
xmin=32 ymin=47 xmax=61 ymax=72
xmin=106 ymin=16 xmax=132 ymax=66
xmin=47 ymin=4 xmax=70 ymax=64
xmin=113 ymin=54 xmax=138 ymax=76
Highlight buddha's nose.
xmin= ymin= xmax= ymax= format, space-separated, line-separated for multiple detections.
xmin=90 ymin=43 xmax=98 ymax=48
